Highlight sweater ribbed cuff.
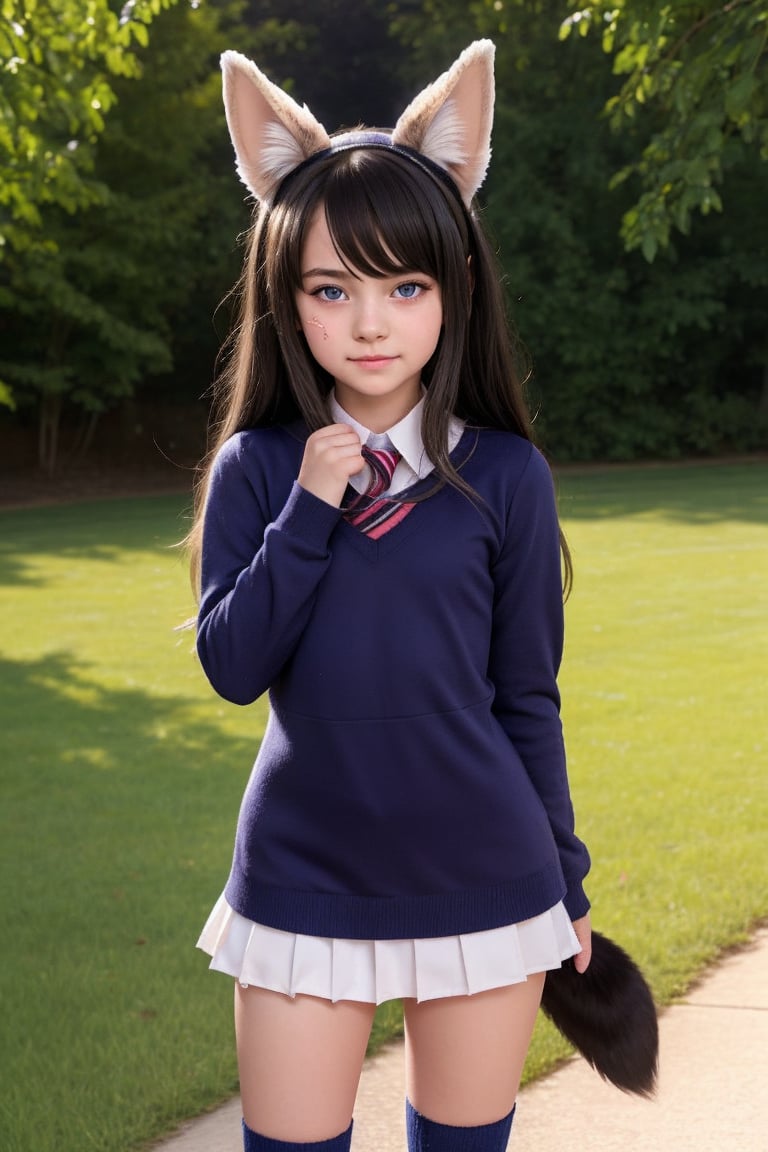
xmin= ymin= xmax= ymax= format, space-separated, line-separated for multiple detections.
xmin=563 ymin=880 xmax=590 ymax=922
xmin=274 ymin=482 xmax=343 ymax=551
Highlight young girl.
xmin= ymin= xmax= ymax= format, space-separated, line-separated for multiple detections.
xmin=192 ymin=40 xmax=592 ymax=1152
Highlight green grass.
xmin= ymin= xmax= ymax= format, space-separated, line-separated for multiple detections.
xmin=1 ymin=461 xmax=766 ymax=1149
xmin=526 ymin=461 xmax=768 ymax=1076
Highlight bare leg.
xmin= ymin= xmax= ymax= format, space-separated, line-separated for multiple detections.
xmin=404 ymin=974 xmax=545 ymax=1126
xmin=234 ymin=984 xmax=376 ymax=1141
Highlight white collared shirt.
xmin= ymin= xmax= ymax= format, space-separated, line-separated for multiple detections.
xmin=329 ymin=392 xmax=465 ymax=496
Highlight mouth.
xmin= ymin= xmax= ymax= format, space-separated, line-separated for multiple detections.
xmin=349 ymin=355 xmax=398 ymax=366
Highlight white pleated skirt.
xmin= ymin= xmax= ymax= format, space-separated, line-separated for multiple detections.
xmin=197 ymin=894 xmax=580 ymax=1004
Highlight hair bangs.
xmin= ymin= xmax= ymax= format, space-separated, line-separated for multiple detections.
xmin=320 ymin=150 xmax=465 ymax=282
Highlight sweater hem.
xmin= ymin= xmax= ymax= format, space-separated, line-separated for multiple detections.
xmin=224 ymin=866 xmax=567 ymax=941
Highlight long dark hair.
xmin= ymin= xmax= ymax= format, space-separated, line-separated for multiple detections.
xmin=188 ymin=145 xmax=571 ymax=594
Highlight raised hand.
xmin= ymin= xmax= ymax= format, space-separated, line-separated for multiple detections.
xmin=297 ymin=424 xmax=364 ymax=508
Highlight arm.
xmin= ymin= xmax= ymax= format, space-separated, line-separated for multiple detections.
xmin=196 ymin=434 xmax=343 ymax=705
xmin=488 ymin=445 xmax=591 ymax=922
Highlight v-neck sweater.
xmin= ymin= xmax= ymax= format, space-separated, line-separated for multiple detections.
xmin=197 ymin=423 xmax=590 ymax=939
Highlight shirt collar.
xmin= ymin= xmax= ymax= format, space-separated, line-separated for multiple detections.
xmin=328 ymin=392 xmax=463 ymax=480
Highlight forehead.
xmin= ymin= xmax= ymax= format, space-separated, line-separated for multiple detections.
xmin=301 ymin=211 xmax=337 ymax=263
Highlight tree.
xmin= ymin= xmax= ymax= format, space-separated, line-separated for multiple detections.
xmin=0 ymin=0 xmax=178 ymax=254
xmin=388 ymin=0 xmax=767 ymax=458
xmin=2 ymin=0 xmax=764 ymax=466
xmin=0 ymin=0 xmax=178 ymax=419
xmin=560 ymin=1 xmax=768 ymax=260
xmin=0 ymin=1 xmax=416 ymax=468
xmin=0 ymin=0 xmax=253 ymax=471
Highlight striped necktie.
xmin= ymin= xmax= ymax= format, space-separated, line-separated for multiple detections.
xmin=344 ymin=445 xmax=415 ymax=539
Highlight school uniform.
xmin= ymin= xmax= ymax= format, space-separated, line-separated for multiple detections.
xmin=197 ymin=395 xmax=589 ymax=1001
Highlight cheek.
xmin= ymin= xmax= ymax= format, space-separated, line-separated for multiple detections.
xmin=421 ymin=304 xmax=444 ymax=357
xmin=303 ymin=315 xmax=330 ymax=342
xmin=299 ymin=316 xmax=338 ymax=372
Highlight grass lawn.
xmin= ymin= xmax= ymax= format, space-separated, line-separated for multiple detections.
xmin=0 ymin=461 xmax=766 ymax=1151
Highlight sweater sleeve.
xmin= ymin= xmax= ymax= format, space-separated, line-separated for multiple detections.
xmin=196 ymin=434 xmax=343 ymax=705
xmin=488 ymin=445 xmax=591 ymax=921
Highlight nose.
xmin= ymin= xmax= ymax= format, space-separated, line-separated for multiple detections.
xmin=352 ymin=296 xmax=388 ymax=342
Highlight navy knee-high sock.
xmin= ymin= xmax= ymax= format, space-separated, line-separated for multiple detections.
xmin=242 ymin=1118 xmax=353 ymax=1151
xmin=406 ymin=1099 xmax=515 ymax=1151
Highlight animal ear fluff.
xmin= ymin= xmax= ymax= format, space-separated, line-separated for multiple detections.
xmin=220 ymin=40 xmax=495 ymax=208
xmin=392 ymin=40 xmax=495 ymax=206
xmin=220 ymin=50 xmax=331 ymax=205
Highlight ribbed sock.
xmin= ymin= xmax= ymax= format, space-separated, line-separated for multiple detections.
xmin=242 ymin=1117 xmax=353 ymax=1151
xmin=406 ymin=1099 xmax=515 ymax=1151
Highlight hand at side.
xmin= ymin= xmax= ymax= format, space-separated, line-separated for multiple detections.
xmin=572 ymin=913 xmax=592 ymax=973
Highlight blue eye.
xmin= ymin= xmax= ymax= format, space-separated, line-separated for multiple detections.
xmin=315 ymin=285 xmax=345 ymax=302
xmin=394 ymin=282 xmax=424 ymax=299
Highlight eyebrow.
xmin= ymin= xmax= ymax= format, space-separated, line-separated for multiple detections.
xmin=301 ymin=267 xmax=357 ymax=281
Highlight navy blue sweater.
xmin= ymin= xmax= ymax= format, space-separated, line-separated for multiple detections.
xmin=197 ymin=423 xmax=590 ymax=939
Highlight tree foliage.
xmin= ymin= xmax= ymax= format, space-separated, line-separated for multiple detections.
xmin=0 ymin=0 xmax=252 ymax=468
xmin=560 ymin=1 xmax=768 ymax=259
xmin=0 ymin=0 xmax=177 ymax=256
xmin=0 ymin=0 xmax=765 ymax=468
xmin=389 ymin=0 xmax=767 ymax=459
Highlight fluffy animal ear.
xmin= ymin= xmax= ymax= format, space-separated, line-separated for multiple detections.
xmin=220 ymin=51 xmax=331 ymax=205
xmin=392 ymin=40 xmax=495 ymax=206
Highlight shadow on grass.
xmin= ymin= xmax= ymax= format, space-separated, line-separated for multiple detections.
xmin=556 ymin=460 xmax=767 ymax=524
xmin=0 ymin=494 xmax=190 ymax=587
xmin=0 ymin=647 xmax=257 ymax=1151
xmin=0 ymin=645 xmax=257 ymax=943
xmin=0 ymin=649 xmax=405 ymax=1151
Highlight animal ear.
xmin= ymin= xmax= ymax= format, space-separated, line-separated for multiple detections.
xmin=392 ymin=40 xmax=495 ymax=207
xmin=221 ymin=51 xmax=331 ymax=205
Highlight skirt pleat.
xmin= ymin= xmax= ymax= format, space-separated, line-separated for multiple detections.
xmin=413 ymin=934 xmax=469 ymax=1002
xmin=373 ymin=939 xmax=417 ymax=1003
xmin=197 ymin=894 xmax=581 ymax=1004
xmin=291 ymin=933 xmax=333 ymax=1000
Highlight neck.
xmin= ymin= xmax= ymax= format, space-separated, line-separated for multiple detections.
xmin=334 ymin=384 xmax=422 ymax=433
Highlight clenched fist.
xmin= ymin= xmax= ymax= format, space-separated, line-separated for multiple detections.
xmin=297 ymin=424 xmax=365 ymax=508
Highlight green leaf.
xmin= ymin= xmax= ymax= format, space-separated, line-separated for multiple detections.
xmin=725 ymin=73 xmax=756 ymax=119
xmin=131 ymin=21 xmax=150 ymax=48
xmin=558 ymin=17 xmax=573 ymax=42
xmin=641 ymin=231 xmax=658 ymax=263
xmin=0 ymin=379 xmax=15 ymax=408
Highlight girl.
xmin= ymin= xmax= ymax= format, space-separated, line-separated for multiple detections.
xmin=192 ymin=41 xmax=592 ymax=1152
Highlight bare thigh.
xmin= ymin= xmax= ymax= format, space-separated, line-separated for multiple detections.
xmin=234 ymin=984 xmax=376 ymax=1141
xmin=404 ymin=974 xmax=545 ymax=1126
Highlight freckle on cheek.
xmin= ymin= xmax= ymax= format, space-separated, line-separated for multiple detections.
xmin=307 ymin=316 xmax=328 ymax=340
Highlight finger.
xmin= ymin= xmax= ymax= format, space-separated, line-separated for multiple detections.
xmin=571 ymin=912 xmax=594 ymax=976
xmin=571 ymin=915 xmax=592 ymax=974
xmin=310 ymin=423 xmax=361 ymax=446
xmin=307 ymin=435 xmax=362 ymax=467
xmin=573 ymin=946 xmax=591 ymax=974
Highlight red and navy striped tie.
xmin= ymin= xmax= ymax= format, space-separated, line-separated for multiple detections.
xmin=344 ymin=445 xmax=415 ymax=539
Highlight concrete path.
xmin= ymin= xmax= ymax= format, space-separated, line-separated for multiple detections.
xmin=153 ymin=926 xmax=768 ymax=1151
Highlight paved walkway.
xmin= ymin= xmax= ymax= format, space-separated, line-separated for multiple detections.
xmin=154 ymin=926 xmax=768 ymax=1151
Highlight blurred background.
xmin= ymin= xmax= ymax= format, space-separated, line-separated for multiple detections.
xmin=1 ymin=0 xmax=766 ymax=492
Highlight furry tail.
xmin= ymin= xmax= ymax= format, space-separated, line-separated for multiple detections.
xmin=541 ymin=930 xmax=659 ymax=1097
